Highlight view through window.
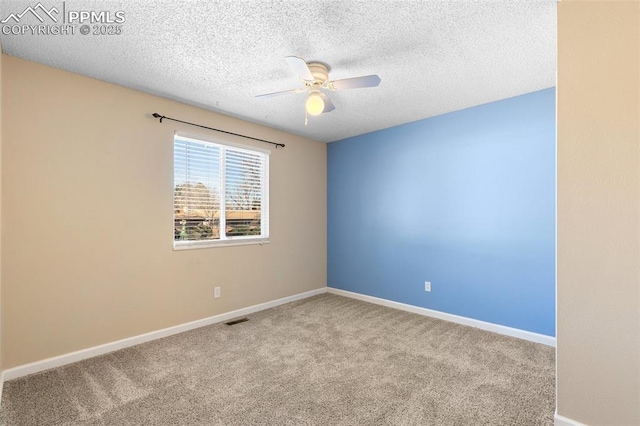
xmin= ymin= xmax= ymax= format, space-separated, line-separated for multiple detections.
xmin=173 ymin=134 xmax=269 ymax=248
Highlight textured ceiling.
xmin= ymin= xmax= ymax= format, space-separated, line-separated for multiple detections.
xmin=0 ymin=1 xmax=556 ymax=142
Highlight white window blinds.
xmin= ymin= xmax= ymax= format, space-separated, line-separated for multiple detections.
xmin=173 ymin=134 xmax=269 ymax=248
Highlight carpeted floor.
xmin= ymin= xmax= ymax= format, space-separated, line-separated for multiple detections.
xmin=0 ymin=294 xmax=555 ymax=425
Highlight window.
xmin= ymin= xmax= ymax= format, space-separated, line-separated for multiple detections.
xmin=173 ymin=134 xmax=269 ymax=249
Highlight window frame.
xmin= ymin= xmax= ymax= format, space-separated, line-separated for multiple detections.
xmin=172 ymin=131 xmax=270 ymax=250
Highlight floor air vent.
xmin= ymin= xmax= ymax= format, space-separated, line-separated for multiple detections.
xmin=225 ymin=317 xmax=249 ymax=326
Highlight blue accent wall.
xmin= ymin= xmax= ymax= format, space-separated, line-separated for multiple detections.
xmin=328 ymin=88 xmax=556 ymax=336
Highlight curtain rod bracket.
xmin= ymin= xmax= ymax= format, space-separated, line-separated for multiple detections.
xmin=151 ymin=112 xmax=285 ymax=149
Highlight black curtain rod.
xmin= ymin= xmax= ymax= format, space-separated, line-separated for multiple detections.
xmin=151 ymin=113 xmax=285 ymax=149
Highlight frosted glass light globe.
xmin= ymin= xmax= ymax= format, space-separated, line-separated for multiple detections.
xmin=305 ymin=92 xmax=325 ymax=116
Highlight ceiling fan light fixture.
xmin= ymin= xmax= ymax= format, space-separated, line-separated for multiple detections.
xmin=305 ymin=91 xmax=325 ymax=116
xmin=256 ymin=56 xmax=381 ymax=120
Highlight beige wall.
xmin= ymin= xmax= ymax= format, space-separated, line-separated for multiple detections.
xmin=557 ymin=1 xmax=640 ymax=425
xmin=0 ymin=44 xmax=3 ymax=372
xmin=1 ymin=55 xmax=327 ymax=369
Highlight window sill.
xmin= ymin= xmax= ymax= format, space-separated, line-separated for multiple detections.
xmin=173 ymin=238 xmax=270 ymax=251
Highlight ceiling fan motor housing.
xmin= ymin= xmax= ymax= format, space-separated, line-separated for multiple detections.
xmin=307 ymin=63 xmax=329 ymax=86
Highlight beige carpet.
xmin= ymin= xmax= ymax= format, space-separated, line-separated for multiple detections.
xmin=0 ymin=293 xmax=555 ymax=425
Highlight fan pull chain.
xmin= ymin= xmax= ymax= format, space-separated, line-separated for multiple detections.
xmin=304 ymin=108 xmax=308 ymax=126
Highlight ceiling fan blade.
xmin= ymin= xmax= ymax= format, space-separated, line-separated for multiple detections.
xmin=285 ymin=56 xmax=315 ymax=81
xmin=327 ymin=74 xmax=381 ymax=90
xmin=318 ymin=92 xmax=335 ymax=113
xmin=255 ymin=88 xmax=304 ymax=98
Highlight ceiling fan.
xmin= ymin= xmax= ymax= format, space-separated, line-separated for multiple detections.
xmin=256 ymin=57 xmax=381 ymax=121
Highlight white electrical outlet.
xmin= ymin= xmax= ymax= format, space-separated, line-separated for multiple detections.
xmin=424 ymin=281 xmax=431 ymax=292
xmin=214 ymin=286 xmax=221 ymax=298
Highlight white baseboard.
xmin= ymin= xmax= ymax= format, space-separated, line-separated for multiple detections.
xmin=2 ymin=286 xmax=554 ymax=382
xmin=555 ymin=413 xmax=588 ymax=426
xmin=2 ymin=287 xmax=327 ymax=381
xmin=0 ymin=370 xmax=4 ymax=407
xmin=327 ymin=287 xmax=556 ymax=347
